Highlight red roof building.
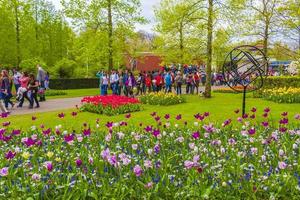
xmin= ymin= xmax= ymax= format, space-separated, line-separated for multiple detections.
xmin=125 ymin=52 xmax=163 ymax=72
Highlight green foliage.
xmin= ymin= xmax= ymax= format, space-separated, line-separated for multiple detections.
xmin=0 ymin=0 xmax=73 ymax=67
xmin=139 ymin=92 xmax=185 ymax=106
xmin=19 ymin=57 xmax=47 ymax=74
xmin=53 ymin=58 xmax=78 ymax=78
xmin=263 ymin=76 xmax=300 ymax=88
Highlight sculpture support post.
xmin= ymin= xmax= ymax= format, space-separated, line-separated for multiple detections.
xmin=242 ymin=87 xmax=246 ymax=116
xmin=222 ymin=45 xmax=268 ymax=116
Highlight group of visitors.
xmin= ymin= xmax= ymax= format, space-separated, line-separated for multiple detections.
xmin=96 ymin=64 xmax=227 ymax=97
xmin=0 ymin=64 xmax=48 ymax=114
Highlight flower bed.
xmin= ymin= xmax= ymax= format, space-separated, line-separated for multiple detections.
xmin=214 ymin=86 xmax=256 ymax=93
xmin=139 ymin=92 xmax=185 ymax=105
xmin=80 ymin=95 xmax=141 ymax=116
xmin=261 ymin=87 xmax=300 ymax=103
xmin=0 ymin=109 xmax=300 ymax=199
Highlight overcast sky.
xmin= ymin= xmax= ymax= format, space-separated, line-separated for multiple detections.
xmin=51 ymin=0 xmax=159 ymax=33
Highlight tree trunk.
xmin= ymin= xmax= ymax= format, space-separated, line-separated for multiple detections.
xmin=107 ymin=0 xmax=113 ymax=71
xmin=204 ymin=0 xmax=213 ymax=98
xmin=14 ymin=0 xmax=21 ymax=67
xmin=263 ymin=20 xmax=269 ymax=58
xmin=179 ymin=22 xmax=184 ymax=63
xmin=35 ymin=0 xmax=39 ymax=57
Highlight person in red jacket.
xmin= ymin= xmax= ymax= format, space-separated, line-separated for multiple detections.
xmin=155 ymin=73 xmax=162 ymax=92
xmin=193 ymin=72 xmax=200 ymax=94
xmin=145 ymin=72 xmax=152 ymax=93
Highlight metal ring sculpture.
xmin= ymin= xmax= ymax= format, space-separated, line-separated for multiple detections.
xmin=222 ymin=45 xmax=269 ymax=115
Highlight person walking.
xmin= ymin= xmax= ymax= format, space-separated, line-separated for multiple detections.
xmin=101 ymin=72 xmax=109 ymax=96
xmin=96 ymin=71 xmax=103 ymax=95
xmin=175 ymin=71 xmax=183 ymax=95
xmin=37 ymin=64 xmax=46 ymax=101
xmin=1 ymin=70 xmax=14 ymax=109
xmin=193 ymin=72 xmax=200 ymax=94
xmin=110 ymin=70 xmax=119 ymax=95
xmin=45 ymin=71 xmax=50 ymax=89
xmin=127 ymin=72 xmax=136 ymax=97
xmin=12 ymin=68 xmax=22 ymax=93
xmin=0 ymin=73 xmax=8 ymax=114
xmin=17 ymin=72 xmax=32 ymax=108
xmin=145 ymin=72 xmax=152 ymax=93
xmin=122 ymin=70 xmax=129 ymax=96
xmin=28 ymin=74 xmax=40 ymax=108
xmin=135 ymin=73 xmax=143 ymax=96
xmin=164 ymin=71 xmax=172 ymax=93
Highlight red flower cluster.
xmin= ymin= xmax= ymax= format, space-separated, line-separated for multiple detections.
xmin=81 ymin=95 xmax=140 ymax=108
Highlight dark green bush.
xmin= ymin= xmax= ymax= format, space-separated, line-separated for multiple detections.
xmin=49 ymin=78 xmax=99 ymax=89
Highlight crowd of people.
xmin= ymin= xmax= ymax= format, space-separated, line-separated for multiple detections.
xmin=96 ymin=65 xmax=226 ymax=97
xmin=0 ymin=64 xmax=48 ymax=114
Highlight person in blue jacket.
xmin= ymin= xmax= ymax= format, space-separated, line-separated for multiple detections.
xmin=96 ymin=71 xmax=103 ymax=95
xmin=164 ymin=71 xmax=172 ymax=93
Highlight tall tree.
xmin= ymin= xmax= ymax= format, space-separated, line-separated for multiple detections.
xmin=62 ymin=0 xmax=145 ymax=71
xmin=277 ymin=0 xmax=300 ymax=53
xmin=154 ymin=0 xmax=206 ymax=64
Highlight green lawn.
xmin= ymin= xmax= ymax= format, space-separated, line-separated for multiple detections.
xmin=4 ymin=93 xmax=300 ymax=130
xmin=46 ymin=88 xmax=100 ymax=99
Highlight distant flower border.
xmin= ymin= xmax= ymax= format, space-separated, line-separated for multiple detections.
xmin=139 ymin=92 xmax=185 ymax=106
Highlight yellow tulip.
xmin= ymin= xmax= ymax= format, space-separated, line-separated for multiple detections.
xmin=47 ymin=151 xmax=54 ymax=158
xmin=22 ymin=152 xmax=30 ymax=159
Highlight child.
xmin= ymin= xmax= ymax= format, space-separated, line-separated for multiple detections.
xmin=16 ymin=72 xmax=29 ymax=101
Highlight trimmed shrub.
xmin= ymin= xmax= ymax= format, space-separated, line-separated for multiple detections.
xmin=49 ymin=78 xmax=99 ymax=89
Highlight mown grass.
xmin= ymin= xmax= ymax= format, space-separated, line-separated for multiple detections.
xmin=3 ymin=92 xmax=300 ymax=130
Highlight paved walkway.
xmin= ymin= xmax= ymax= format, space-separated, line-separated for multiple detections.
xmin=8 ymin=86 xmax=223 ymax=116
xmin=9 ymin=97 xmax=82 ymax=116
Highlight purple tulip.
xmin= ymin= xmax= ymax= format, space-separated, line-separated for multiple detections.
xmin=76 ymin=159 xmax=82 ymax=167
xmin=64 ymin=134 xmax=74 ymax=143
xmin=281 ymin=112 xmax=288 ymax=117
xmin=58 ymin=113 xmax=65 ymax=118
xmin=42 ymin=128 xmax=51 ymax=136
xmin=192 ymin=131 xmax=200 ymax=139
xmin=261 ymin=121 xmax=269 ymax=127
xmin=164 ymin=114 xmax=170 ymax=120
xmin=71 ymin=112 xmax=77 ymax=117
xmin=44 ymin=161 xmax=53 ymax=172
xmin=144 ymin=126 xmax=152 ymax=132
xmin=83 ymin=128 xmax=91 ymax=136
xmin=133 ymin=165 xmax=143 ymax=177
xmin=125 ymin=113 xmax=131 ymax=119
xmin=152 ymin=129 xmax=160 ymax=137
xmin=176 ymin=114 xmax=182 ymax=120
xmin=12 ymin=129 xmax=21 ymax=135
xmin=248 ymin=128 xmax=256 ymax=135
xmin=0 ymin=167 xmax=9 ymax=176
xmin=264 ymin=107 xmax=270 ymax=113
xmin=2 ymin=122 xmax=10 ymax=127
xmin=5 ymin=151 xmax=16 ymax=160
xmin=251 ymin=107 xmax=257 ymax=112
